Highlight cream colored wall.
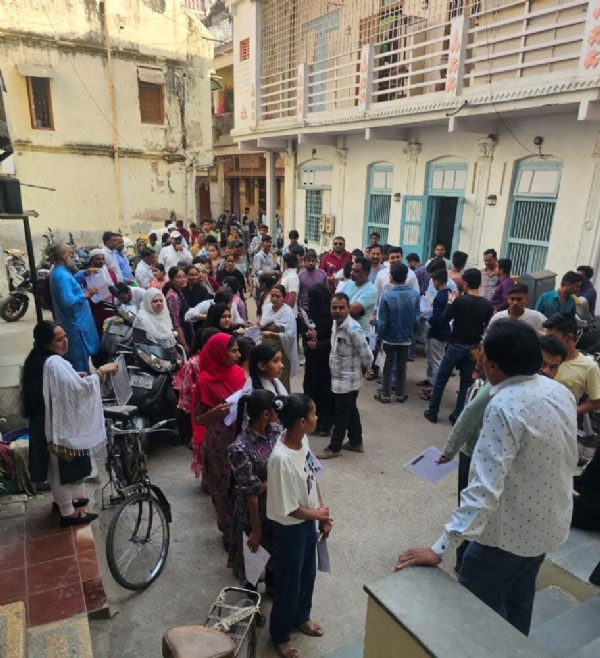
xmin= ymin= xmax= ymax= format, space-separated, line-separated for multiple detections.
xmin=292 ymin=115 xmax=598 ymax=274
xmin=0 ymin=0 xmax=214 ymax=250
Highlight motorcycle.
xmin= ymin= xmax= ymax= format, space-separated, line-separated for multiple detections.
xmin=0 ymin=250 xmax=48 ymax=322
xmin=102 ymin=308 xmax=180 ymax=431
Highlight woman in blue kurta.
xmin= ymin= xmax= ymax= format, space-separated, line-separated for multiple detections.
xmin=48 ymin=244 xmax=100 ymax=373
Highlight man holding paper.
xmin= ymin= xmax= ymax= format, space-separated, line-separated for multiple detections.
xmin=84 ymin=250 xmax=117 ymax=364
xmin=396 ymin=320 xmax=578 ymax=636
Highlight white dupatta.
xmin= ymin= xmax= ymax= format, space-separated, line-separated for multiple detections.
xmin=260 ymin=302 xmax=298 ymax=377
xmin=43 ymin=355 xmax=106 ymax=455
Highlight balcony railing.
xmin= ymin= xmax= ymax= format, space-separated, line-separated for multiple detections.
xmin=259 ymin=0 xmax=591 ymax=122
xmin=213 ymin=112 xmax=234 ymax=142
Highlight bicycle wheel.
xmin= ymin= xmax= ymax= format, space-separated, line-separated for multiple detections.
xmin=106 ymin=492 xmax=170 ymax=590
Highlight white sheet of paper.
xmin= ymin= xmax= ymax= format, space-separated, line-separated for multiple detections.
xmin=317 ymin=538 xmax=331 ymax=573
xmin=85 ymin=272 xmax=111 ymax=304
xmin=224 ymin=389 xmax=245 ymax=427
xmin=242 ymin=533 xmax=271 ymax=586
xmin=404 ymin=446 xmax=458 ymax=484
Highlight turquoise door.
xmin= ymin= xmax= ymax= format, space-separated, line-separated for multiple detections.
xmin=400 ymin=196 xmax=429 ymax=260
xmin=365 ymin=165 xmax=393 ymax=245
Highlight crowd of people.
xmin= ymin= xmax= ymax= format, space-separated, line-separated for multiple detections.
xmin=19 ymin=214 xmax=600 ymax=655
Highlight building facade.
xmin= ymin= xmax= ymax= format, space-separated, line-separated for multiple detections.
xmin=0 ymin=0 xmax=213 ymax=249
xmin=208 ymin=10 xmax=285 ymax=224
xmin=228 ymin=0 xmax=600 ymax=280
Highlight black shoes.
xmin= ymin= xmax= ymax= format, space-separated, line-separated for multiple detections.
xmin=424 ymin=410 xmax=438 ymax=424
xmin=52 ymin=498 xmax=89 ymax=513
xmin=59 ymin=512 xmax=98 ymax=527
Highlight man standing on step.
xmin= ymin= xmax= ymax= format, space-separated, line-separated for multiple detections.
xmin=396 ymin=320 xmax=578 ymax=636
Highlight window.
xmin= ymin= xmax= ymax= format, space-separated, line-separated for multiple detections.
xmin=505 ymin=162 xmax=562 ymax=276
xmin=428 ymin=164 xmax=468 ymax=195
xmin=276 ymin=179 xmax=283 ymax=208
xmin=366 ymin=165 xmax=393 ymax=244
xmin=239 ymin=38 xmax=250 ymax=62
xmin=305 ymin=189 xmax=322 ymax=244
xmin=244 ymin=179 xmax=255 ymax=205
xmin=138 ymin=82 xmax=164 ymax=124
xmin=27 ymin=77 xmax=53 ymax=130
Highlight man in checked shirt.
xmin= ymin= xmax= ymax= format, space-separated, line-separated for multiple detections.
xmin=396 ymin=320 xmax=578 ymax=636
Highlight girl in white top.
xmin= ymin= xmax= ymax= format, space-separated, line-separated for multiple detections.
xmin=267 ymin=394 xmax=332 ymax=658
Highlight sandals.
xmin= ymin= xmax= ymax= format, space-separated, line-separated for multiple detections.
xmin=396 ymin=395 xmax=409 ymax=403
xmin=364 ymin=370 xmax=378 ymax=381
xmin=416 ymin=380 xmax=430 ymax=387
xmin=296 ymin=620 xmax=324 ymax=637
xmin=419 ymin=391 xmax=431 ymax=401
xmin=374 ymin=393 xmax=391 ymax=403
xmin=276 ymin=643 xmax=299 ymax=658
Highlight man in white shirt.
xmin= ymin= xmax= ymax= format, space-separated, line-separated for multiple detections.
xmin=396 ymin=320 xmax=578 ymax=636
xmin=134 ymin=249 xmax=157 ymax=289
xmin=280 ymin=252 xmax=300 ymax=313
xmin=158 ymin=232 xmax=192 ymax=270
xmin=486 ymin=283 xmax=546 ymax=335
xmin=101 ymin=231 xmax=123 ymax=283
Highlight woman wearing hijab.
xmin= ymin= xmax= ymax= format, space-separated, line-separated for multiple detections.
xmin=21 ymin=321 xmax=118 ymax=526
xmin=260 ymin=284 xmax=298 ymax=392
xmin=205 ymin=303 xmax=245 ymax=336
xmin=193 ymin=333 xmax=247 ymax=547
xmin=303 ymin=284 xmax=335 ymax=436
xmin=132 ymin=289 xmax=178 ymax=356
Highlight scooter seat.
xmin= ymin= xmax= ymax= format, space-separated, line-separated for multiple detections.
xmin=162 ymin=626 xmax=235 ymax=658
xmin=103 ymin=405 xmax=138 ymax=420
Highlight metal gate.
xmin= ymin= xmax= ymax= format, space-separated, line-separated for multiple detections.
xmin=305 ymin=189 xmax=323 ymax=243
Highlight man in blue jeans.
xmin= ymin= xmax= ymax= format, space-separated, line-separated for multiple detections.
xmin=424 ymin=268 xmax=493 ymax=424
xmin=397 ymin=321 xmax=578 ymax=635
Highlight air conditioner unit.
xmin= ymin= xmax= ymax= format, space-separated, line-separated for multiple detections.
xmin=319 ymin=214 xmax=327 ymax=232
xmin=325 ymin=215 xmax=335 ymax=234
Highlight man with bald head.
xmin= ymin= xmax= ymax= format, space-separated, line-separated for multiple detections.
xmin=49 ymin=243 xmax=101 ymax=373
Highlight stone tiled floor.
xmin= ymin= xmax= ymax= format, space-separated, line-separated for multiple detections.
xmin=0 ymin=495 xmax=107 ymax=627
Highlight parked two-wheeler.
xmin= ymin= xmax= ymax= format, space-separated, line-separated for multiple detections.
xmin=0 ymin=250 xmax=48 ymax=322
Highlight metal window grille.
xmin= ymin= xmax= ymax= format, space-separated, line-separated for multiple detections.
xmin=506 ymin=200 xmax=556 ymax=277
xmin=27 ymin=77 xmax=53 ymax=129
xmin=367 ymin=195 xmax=392 ymax=245
xmin=239 ymin=38 xmax=250 ymax=62
xmin=138 ymin=82 xmax=164 ymax=124
xmin=305 ymin=189 xmax=322 ymax=243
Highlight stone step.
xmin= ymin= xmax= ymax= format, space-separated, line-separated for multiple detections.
xmin=569 ymin=635 xmax=600 ymax=658
xmin=529 ymin=596 xmax=600 ymax=658
xmin=27 ymin=615 xmax=94 ymax=658
xmin=324 ymin=641 xmax=363 ymax=658
xmin=530 ymin=586 xmax=577 ymax=630
xmin=0 ymin=602 xmax=26 ymax=658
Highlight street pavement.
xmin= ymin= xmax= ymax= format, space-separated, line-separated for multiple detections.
xmin=89 ymin=353 xmax=463 ymax=658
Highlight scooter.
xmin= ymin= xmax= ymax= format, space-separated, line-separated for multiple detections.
xmin=0 ymin=250 xmax=48 ymax=322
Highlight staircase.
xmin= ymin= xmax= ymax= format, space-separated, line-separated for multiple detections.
xmin=0 ymin=602 xmax=94 ymax=658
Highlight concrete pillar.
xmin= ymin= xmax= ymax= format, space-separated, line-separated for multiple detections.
xmin=281 ymin=148 xmax=296 ymax=230
xmin=576 ymin=132 xmax=600 ymax=285
xmin=265 ymin=151 xmax=277 ymax=235
xmin=468 ymin=136 xmax=498 ymax=265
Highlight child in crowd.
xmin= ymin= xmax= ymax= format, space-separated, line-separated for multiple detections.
xmin=267 ymin=394 xmax=332 ymax=658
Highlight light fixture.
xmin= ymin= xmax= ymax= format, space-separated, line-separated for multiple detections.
xmin=393 ymin=192 xmax=402 ymax=203
xmin=486 ymin=194 xmax=497 ymax=207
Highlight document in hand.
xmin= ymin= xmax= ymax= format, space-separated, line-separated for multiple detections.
xmin=242 ymin=533 xmax=271 ymax=586
xmin=317 ymin=538 xmax=331 ymax=573
xmin=404 ymin=446 xmax=458 ymax=484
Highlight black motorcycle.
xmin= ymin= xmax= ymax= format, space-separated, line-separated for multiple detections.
xmin=0 ymin=251 xmax=48 ymax=322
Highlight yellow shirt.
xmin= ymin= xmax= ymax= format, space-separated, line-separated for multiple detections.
xmin=555 ymin=352 xmax=600 ymax=402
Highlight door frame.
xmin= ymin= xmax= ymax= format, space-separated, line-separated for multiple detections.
xmin=364 ymin=163 xmax=393 ymax=246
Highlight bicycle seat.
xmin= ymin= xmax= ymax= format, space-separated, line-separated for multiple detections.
xmin=103 ymin=405 xmax=138 ymax=420
xmin=162 ymin=626 xmax=235 ymax=658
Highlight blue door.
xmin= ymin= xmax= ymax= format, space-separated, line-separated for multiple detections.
xmin=400 ymin=196 xmax=429 ymax=260
xmin=365 ymin=165 xmax=393 ymax=245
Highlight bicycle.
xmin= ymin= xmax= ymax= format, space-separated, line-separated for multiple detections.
xmin=102 ymin=404 xmax=176 ymax=591
xmin=162 ymin=587 xmax=263 ymax=658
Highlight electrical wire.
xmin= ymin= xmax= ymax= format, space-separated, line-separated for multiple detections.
xmin=481 ymin=1 xmax=537 ymax=155
xmin=37 ymin=0 xmax=134 ymax=148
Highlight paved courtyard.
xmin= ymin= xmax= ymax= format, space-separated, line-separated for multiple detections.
xmin=89 ymin=355 xmax=463 ymax=658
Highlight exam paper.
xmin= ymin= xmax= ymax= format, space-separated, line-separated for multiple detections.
xmin=242 ymin=533 xmax=271 ymax=586
xmin=85 ymin=272 xmax=111 ymax=304
xmin=404 ymin=446 xmax=458 ymax=484
xmin=224 ymin=389 xmax=245 ymax=427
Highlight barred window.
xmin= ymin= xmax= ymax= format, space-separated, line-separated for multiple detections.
xmin=239 ymin=38 xmax=250 ymax=62
xmin=27 ymin=77 xmax=53 ymax=130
